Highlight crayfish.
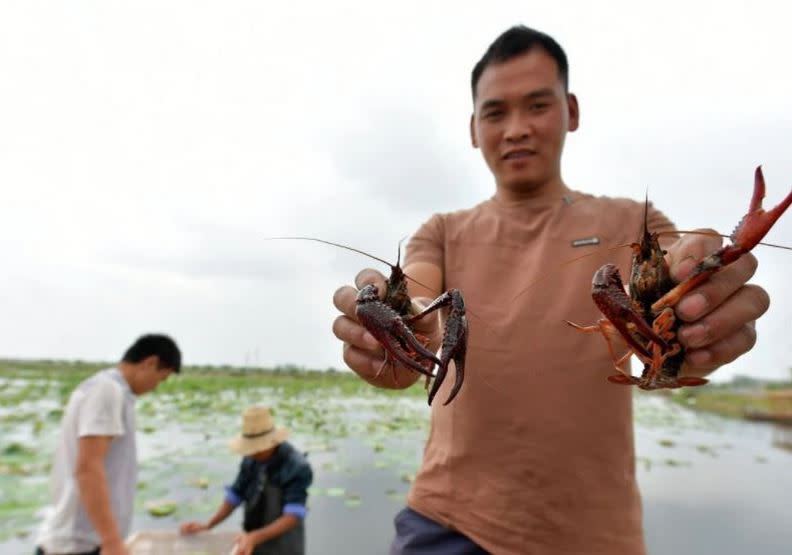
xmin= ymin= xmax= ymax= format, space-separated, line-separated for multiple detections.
xmin=567 ymin=166 xmax=792 ymax=390
xmin=269 ymin=237 xmax=468 ymax=405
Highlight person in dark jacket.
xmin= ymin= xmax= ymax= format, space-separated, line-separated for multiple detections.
xmin=180 ymin=406 xmax=312 ymax=555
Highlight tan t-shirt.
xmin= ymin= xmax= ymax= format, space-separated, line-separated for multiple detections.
xmin=404 ymin=189 xmax=675 ymax=555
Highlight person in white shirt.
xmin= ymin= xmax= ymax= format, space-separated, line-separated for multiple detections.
xmin=34 ymin=334 xmax=182 ymax=555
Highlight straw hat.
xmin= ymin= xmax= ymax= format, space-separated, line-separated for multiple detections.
xmin=228 ymin=406 xmax=289 ymax=456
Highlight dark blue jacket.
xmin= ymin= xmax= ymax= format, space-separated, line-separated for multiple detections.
xmin=225 ymin=441 xmax=313 ymax=515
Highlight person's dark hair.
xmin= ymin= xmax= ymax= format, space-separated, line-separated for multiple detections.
xmin=471 ymin=25 xmax=569 ymax=100
xmin=122 ymin=334 xmax=182 ymax=373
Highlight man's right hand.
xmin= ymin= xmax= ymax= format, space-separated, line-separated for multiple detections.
xmin=332 ymin=267 xmax=441 ymax=389
xmin=101 ymin=537 xmax=130 ymax=555
xmin=179 ymin=521 xmax=209 ymax=535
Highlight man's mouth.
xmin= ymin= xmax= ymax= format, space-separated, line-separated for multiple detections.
xmin=502 ymin=149 xmax=537 ymax=160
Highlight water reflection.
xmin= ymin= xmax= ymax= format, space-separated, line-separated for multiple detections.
xmin=772 ymin=424 xmax=792 ymax=451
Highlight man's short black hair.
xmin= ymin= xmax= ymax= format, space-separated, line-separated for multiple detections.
xmin=471 ymin=25 xmax=569 ymax=101
xmin=122 ymin=334 xmax=181 ymax=373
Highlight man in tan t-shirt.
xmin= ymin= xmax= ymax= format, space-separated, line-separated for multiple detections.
xmin=332 ymin=26 xmax=772 ymax=555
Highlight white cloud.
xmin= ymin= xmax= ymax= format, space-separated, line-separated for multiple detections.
xmin=0 ymin=0 xmax=790 ymax=381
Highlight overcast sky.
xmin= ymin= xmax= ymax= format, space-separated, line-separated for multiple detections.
xmin=1 ymin=1 xmax=790 ymax=382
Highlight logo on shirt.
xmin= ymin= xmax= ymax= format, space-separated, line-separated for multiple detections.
xmin=571 ymin=237 xmax=600 ymax=247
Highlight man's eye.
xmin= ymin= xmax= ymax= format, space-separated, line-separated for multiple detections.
xmin=483 ymin=110 xmax=503 ymax=119
xmin=530 ymin=103 xmax=549 ymax=112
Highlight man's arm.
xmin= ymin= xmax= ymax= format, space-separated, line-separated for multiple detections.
xmin=182 ymin=460 xmax=247 ymax=535
xmin=179 ymin=500 xmax=236 ymax=534
xmin=74 ymin=436 xmax=128 ymax=555
xmin=332 ymin=260 xmax=444 ymax=388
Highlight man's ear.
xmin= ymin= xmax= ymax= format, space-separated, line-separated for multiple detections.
xmin=143 ymin=355 xmax=160 ymax=370
xmin=469 ymin=113 xmax=479 ymax=148
xmin=567 ymin=93 xmax=580 ymax=132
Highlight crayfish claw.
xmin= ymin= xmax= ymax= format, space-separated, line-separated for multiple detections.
xmin=675 ymin=376 xmax=709 ymax=387
xmin=443 ymin=349 xmax=466 ymax=406
xmin=728 ymin=166 xmax=792 ymax=257
xmin=427 ymin=363 xmax=448 ymax=406
xmin=653 ymin=167 xmax=792 ymax=313
xmin=420 ymin=289 xmax=468 ymax=406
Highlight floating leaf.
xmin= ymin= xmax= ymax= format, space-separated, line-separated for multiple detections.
xmin=1 ymin=443 xmax=35 ymax=457
xmin=695 ymin=445 xmax=717 ymax=457
xmin=325 ymin=487 xmax=345 ymax=497
xmin=386 ymin=489 xmax=406 ymax=502
xmin=144 ymin=499 xmax=178 ymax=517
xmin=636 ymin=456 xmax=652 ymax=472
xmin=664 ymin=459 xmax=689 ymax=467
xmin=188 ymin=477 xmax=209 ymax=489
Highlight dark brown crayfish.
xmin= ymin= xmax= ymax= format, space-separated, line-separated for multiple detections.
xmin=567 ymin=166 xmax=792 ymax=390
xmin=270 ymin=237 xmax=468 ymax=405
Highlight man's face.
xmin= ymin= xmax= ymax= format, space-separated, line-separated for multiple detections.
xmin=133 ymin=356 xmax=174 ymax=395
xmin=470 ymin=48 xmax=579 ymax=193
xmin=252 ymin=446 xmax=278 ymax=461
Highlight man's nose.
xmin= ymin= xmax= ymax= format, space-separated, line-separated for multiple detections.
xmin=504 ymin=112 xmax=532 ymax=142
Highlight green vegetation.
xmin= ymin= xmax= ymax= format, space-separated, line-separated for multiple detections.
xmin=0 ymin=358 xmax=427 ymax=400
xmin=671 ymin=378 xmax=792 ymax=420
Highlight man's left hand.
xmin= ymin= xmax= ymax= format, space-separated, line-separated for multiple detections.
xmin=665 ymin=228 xmax=770 ymax=377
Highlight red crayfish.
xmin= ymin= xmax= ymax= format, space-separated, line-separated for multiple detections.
xmin=270 ymin=237 xmax=468 ymax=405
xmin=567 ymin=166 xmax=792 ymax=390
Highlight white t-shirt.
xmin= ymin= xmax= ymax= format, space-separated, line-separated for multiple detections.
xmin=36 ymin=367 xmax=138 ymax=552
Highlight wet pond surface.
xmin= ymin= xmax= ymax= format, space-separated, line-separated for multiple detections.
xmin=1 ymin=372 xmax=791 ymax=555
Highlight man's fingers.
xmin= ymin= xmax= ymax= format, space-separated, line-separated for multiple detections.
xmin=333 ymin=269 xmax=387 ymax=318
xmin=678 ymin=284 xmax=768 ymax=349
xmin=675 ymin=253 xmax=759 ymax=321
xmin=342 ymin=340 xmax=422 ymax=389
xmin=343 ymin=342 xmax=385 ymax=380
xmin=683 ymin=322 xmax=757 ymax=376
xmin=332 ymin=315 xmax=380 ymax=351
xmin=667 ymin=228 xmax=723 ymax=281
xmin=333 ymin=285 xmax=359 ymax=318
xmin=355 ymin=268 xmax=387 ymax=295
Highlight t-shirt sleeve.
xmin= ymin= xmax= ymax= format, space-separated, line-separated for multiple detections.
xmin=648 ymin=202 xmax=676 ymax=236
xmin=646 ymin=202 xmax=678 ymax=250
xmin=77 ymin=379 xmax=125 ymax=437
xmin=405 ymin=213 xmax=445 ymax=268
xmin=281 ymin=462 xmax=313 ymax=509
xmin=224 ymin=459 xmax=248 ymax=507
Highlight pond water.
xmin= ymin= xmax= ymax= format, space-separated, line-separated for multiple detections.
xmin=1 ymin=377 xmax=791 ymax=555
